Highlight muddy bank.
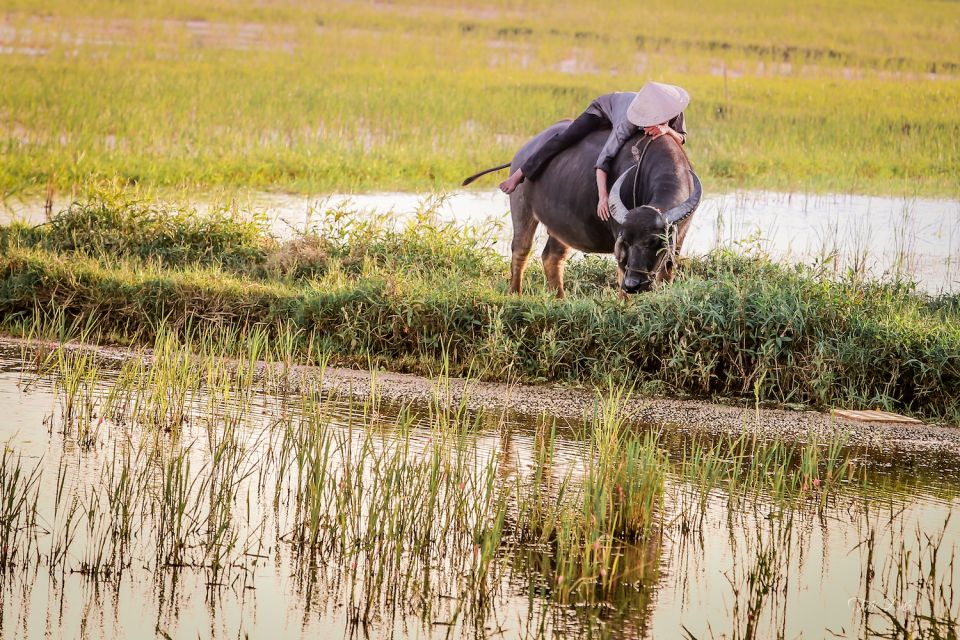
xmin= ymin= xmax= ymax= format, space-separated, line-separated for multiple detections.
xmin=5 ymin=335 xmax=957 ymax=455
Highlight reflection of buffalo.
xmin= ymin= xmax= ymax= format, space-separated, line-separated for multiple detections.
xmin=464 ymin=123 xmax=701 ymax=296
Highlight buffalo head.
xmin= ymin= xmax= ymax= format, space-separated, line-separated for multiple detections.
xmin=609 ymin=169 xmax=702 ymax=293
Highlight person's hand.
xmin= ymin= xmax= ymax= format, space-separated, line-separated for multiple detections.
xmin=597 ymin=192 xmax=610 ymax=220
xmin=644 ymin=124 xmax=670 ymax=139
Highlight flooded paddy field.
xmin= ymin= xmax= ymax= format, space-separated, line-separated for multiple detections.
xmin=2 ymin=338 xmax=959 ymax=639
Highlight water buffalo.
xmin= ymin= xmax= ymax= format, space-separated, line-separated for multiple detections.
xmin=463 ymin=122 xmax=702 ymax=296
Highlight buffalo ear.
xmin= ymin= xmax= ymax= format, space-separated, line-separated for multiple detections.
xmin=614 ymin=235 xmax=626 ymax=263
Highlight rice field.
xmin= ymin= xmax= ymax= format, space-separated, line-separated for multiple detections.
xmin=1 ymin=0 xmax=959 ymax=198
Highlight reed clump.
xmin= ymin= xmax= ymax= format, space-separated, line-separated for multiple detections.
xmin=0 ymin=450 xmax=42 ymax=571
xmin=10 ymin=334 xmax=867 ymax=613
xmin=510 ymin=393 xmax=668 ymax=600
xmin=15 ymin=329 xmax=960 ymax=638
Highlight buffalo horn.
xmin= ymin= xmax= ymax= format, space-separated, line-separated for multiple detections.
xmin=664 ymin=170 xmax=703 ymax=226
xmin=607 ymin=167 xmax=633 ymax=225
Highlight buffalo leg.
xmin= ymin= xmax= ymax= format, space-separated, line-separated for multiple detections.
xmin=509 ymin=211 xmax=538 ymax=294
xmin=542 ymin=235 xmax=572 ymax=298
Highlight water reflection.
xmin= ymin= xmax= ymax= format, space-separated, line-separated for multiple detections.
xmin=0 ymin=345 xmax=958 ymax=638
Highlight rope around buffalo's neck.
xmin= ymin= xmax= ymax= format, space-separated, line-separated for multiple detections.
xmin=630 ymin=136 xmax=655 ymax=209
xmin=628 ymin=134 xmax=688 ymax=268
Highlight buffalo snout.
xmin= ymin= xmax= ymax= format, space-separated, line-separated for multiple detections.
xmin=621 ymin=272 xmax=651 ymax=294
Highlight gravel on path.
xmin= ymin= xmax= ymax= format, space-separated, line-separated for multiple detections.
xmin=4 ymin=336 xmax=956 ymax=454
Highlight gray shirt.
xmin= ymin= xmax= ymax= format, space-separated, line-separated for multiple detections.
xmin=586 ymin=92 xmax=687 ymax=173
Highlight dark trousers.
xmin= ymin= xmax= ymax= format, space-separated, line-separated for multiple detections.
xmin=521 ymin=112 xmax=607 ymax=180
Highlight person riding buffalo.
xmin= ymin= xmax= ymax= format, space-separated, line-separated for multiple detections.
xmin=498 ymin=81 xmax=689 ymax=221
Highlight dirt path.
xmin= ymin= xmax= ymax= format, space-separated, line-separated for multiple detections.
xmin=303 ymin=363 xmax=959 ymax=453
xmin=4 ymin=336 xmax=957 ymax=454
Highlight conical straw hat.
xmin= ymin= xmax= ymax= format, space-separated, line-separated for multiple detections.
xmin=627 ymin=81 xmax=690 ymax=127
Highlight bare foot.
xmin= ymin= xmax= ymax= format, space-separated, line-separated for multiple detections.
xmin=499 ymin=169 xmax=524 ymax=194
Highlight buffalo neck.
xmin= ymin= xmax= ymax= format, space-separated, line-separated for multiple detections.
xmin=612 ymin=136 xmax=692 ymax=215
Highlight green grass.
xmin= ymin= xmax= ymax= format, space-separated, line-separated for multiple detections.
xmin=2 ymin=195 xmax=958 ymax=422
xmin=1 ymin=0 xmax=958 ymax=198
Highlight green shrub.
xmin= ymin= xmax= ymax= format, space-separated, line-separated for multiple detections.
xmin=2 ymin=237 xmax=957 ymax=422
xmin=42 ymin=194 xmax=269 ymax=270
xmin=270 ymin=203 xmax=505 ymax=282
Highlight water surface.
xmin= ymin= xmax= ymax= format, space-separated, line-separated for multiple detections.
xmin=1 ymin=346 xmax=959 ymax=638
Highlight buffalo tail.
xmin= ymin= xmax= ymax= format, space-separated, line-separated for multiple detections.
xmin=460 ymin=162 xmax=512 ymax=187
